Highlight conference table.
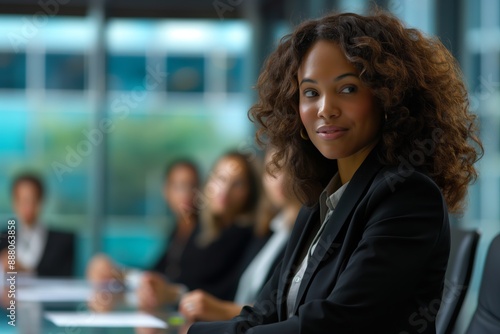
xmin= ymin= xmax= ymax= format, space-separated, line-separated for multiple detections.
xmin=0 ymin=277 xmax=188 ymax=334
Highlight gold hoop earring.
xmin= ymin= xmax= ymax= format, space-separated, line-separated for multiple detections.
xmin=385 ymin=113 xmax=388 ymax=122
xmin=300 ymin=128 xmax=309 ymax=140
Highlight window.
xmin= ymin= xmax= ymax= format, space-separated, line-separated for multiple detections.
xmin=166 ymin=55 xmax=205 ymax=93
xmin=0 ymin=52 xmax=26 ymax=89
xmin=45 ymin=53 xmax=85 ymax=90
xmin=226 ymin=56 xmax=244 ymax=93
xmin=107 ymin=55 xmax=147 ymax=91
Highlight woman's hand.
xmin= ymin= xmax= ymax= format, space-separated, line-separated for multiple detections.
xmin=88 ymin=289 xmax=124 ymax=313
xmin=179 ymin=289 xmax=242 ymax=322
xmin=137 ymin=272 xmax=182 ymax=310
xmin=86 ymin=254 xmax=124 ymax=285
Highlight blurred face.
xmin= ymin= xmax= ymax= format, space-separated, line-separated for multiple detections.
xmin=164 ymin=165 xmax=198 ymax=218
xmin=263 ymin=171 xmax=286 ymax=208
xmin=298 ymin=40 xmax=382 ymax=165
xmin=206 ymin=157 xmax=251 ymax=219
xmin=263 ymin=152 xmax=286 ymax=208
xmin=13 ymin=181 xmax=42 ymax=227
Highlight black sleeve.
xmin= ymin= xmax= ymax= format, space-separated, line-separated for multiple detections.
xmin=189 ymin=258 xmax=283 ymax=333
xmin=179 ymin=224 xmax=254 ymax=300
xmin=151 ymin=249 xmax=169 ymax=273
xmin=150 ymin=224 xmax=180 ymax=274
xmin=36 ymin=231 xmax=75 ymax=277
xmin=0 ymin=231 xmax=8 ymax=252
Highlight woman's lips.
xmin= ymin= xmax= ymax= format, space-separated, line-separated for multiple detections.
xmin=316 ymin=125 xmax=348 ymax=140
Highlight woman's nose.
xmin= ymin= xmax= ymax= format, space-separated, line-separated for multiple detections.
xmin=317 ymin=95 xmax=340 ymax=119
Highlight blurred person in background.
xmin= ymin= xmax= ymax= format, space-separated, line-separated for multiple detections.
xmin=0 ymin=173 xmax=75 ymax=277
xmin=150 ymin=160 xmax=200 ymax=279
xmin=136 ymin=151 xmax=260 ymax=310
xmin=87 ymin=159 xmax=200 ymax=284
xmin=179 ymin=147 xmax=301 ymax=322
xmin=87 ymin=159 xmax=201 ymax=309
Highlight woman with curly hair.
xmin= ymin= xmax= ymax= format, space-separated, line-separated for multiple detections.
xmin=189 ymin=9 xmax=482 ymax=334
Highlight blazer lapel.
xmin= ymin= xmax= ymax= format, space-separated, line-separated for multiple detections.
xmin=292 ymin=148 xmax=384 ymax=314
xmin=278 ymin=204 xmax=319 ymax=320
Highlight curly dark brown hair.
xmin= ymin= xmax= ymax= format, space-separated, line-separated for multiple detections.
xmin=249 ymin=10 xmax=483 ymax=213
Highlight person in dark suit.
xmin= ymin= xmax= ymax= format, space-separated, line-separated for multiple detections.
xmin=87 ymin=160 xmax=201 ymax=285
xmin=0 ymin=173 xmax=75 ymax=277
xmin=188 ymin=10 xmax=483 ymax=334
xmin=86 ymin=159 xmax=202 ymax=312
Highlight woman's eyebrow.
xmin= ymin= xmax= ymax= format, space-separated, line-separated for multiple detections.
xmin=333 ymin=72 xmax=358 ymax=82
xmin=299 ymin=72 xmax=358 ymax=86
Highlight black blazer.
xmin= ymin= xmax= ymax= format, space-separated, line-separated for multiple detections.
xmin=189 ymin=148 xmax=450 ymax=334
xmin=0 ymin=229 xmax=75 ymax=277
xmin=153 ymin=223 xmax=254 ymax=301
xmin=36 ymin=230 xmax=75 ymax=277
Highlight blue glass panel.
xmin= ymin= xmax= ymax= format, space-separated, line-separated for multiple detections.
xmin=226 ymin=56 xmax=244 ymax=93
xmin=166 ymin=56 xmax=205 ymax=93
xmin=45 ymin=53 xmax=85 ymax=90
xmin=107 ymin=54 xmax=147 ymax=91
xmin=0 ymin=111 xmax=27 ymax=153
xmin=0 ymin=52 xmax=26 ymax=89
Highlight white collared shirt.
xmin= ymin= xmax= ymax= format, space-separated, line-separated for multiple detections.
xmin=17 ymin=221 xmax=48 ymax=271
xmin=286 ymin=174 xmax=349 ymax=318
xmin=234 ymin=212 xmax=292 ymax=305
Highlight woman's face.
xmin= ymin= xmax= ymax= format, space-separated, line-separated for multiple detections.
xmin=298 ymin=40 xmax=382 ymax=163
xmin=262 ymin=152 xmax=286 ymax=208
xmin=164 ymin=165 xmax=198 ymax=217
xmin=206 ymin=157 xmax=251 ymax=219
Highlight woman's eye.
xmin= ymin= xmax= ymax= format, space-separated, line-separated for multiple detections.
xmin=340 ymin=86 xmax=357 ymax=94
xmin=303 ymin=89 xmax=318 ymax=97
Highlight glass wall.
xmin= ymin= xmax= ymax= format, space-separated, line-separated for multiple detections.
xmin=456 ymin=0 xmax=500 ymax=330
xmin=0 ymin=16 xmax=254 ymax=273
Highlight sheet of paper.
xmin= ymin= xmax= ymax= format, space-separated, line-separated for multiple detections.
xmin=45 ymin=311 xmax=167 ymax=328
xmin=18 ymin=283 xmax=93 ymax=302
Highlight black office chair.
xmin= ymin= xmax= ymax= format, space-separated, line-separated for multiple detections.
xmin=436 ymin=228 xmax=480 ymax=334
xmin=465 ymin=234 xmax=500 ymax=334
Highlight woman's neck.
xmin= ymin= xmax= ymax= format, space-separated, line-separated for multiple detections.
xmin=21 ymin=219 xmax=39 ymax=231
xmin=337 ymin=141 xmax=378 ymax=184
